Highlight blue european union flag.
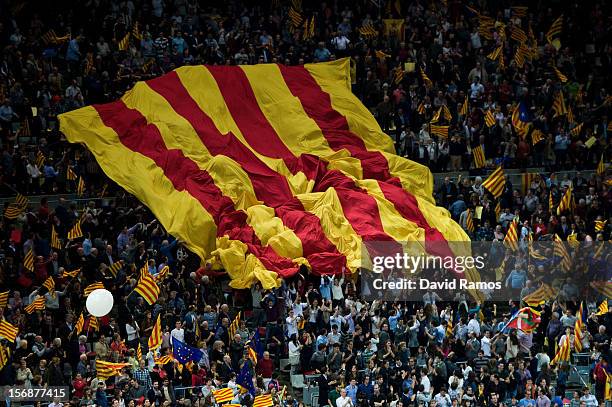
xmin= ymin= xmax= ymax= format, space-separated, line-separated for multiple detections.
xmin=250 ymin=330 xmax=264 ymax=359
xmin=518 ymin=101 xmax=531 ymax=123
xmin=172 ymin=337 xmax=204 ymax=364
xmin=236 ymin=362 xmax=256 ymax=396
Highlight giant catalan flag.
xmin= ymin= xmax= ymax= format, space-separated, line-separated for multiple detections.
xmin=59 ymin=59 xmax=474 ymax=290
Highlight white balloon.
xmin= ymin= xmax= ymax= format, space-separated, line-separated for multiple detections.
xmin=86 ymin=289 xmax=114 ymax=317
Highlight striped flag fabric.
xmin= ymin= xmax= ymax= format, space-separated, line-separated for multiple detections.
xmin=554 ymin=234 xmax=571 ymax=271
xmin=75 ymin=313 xmax=85 ymax=334
xmin=590 ymin=280 xmax=612 ymax=299
xmin=67 ymin=220 xmax=83 ymax=240
xmin=24 ymin=247 xmax=34 ymax=272
xmin=58 ymin=60 xmax=480 ymax=291
xmin=36 ymin=151 xmax=46 ymax=168
xmin=429 ymin=124 xmax=449 ymax=138
xmin=66 ymin=166 xmax=77 ymax=181
xmin=0 ymin=344 xmax=9 ymax=370
xmin=42 ymin=277 xmax=55 ymax=295
xmin=465 ymin=210 xmax=474 ymax=233
xmin=546 ymin=15 xmax=563 ymax=44
xmin=62 ymin=268 xmax=80 ymax=278
xmin=531 ymin=129 xmax=544 ymax=145
xmin=445 ymin=312 xmax=454 ymax=337
xmin=4 ymin=194 xmax=29 ymax=219
xmin=134 ymin=268 xmax=160 ymax=305
xmin=0 ymin=320 xmax=19 ymax=342
xmin=430 ymin=107 xmax=441 ymax=123
xmin=51 ymin=226 xmax=62 ymax=249
xmin=552 ymin=66 xmax=568 ymax=83
xmin=482 ymin=167 xmax=506 ymax=198
xmin=596 ymin=300 xmax=608 ymax=316
xmin=513 ymin=44 xmax=530 ymax=68
xmin=567 ymin=107 xmax=575 ymax=124
xmin=132 ymin=22 xmax=143 ymax=41
xmin=253 ymin=394 xmax=274 ymax=407
xmin=441 ymin=105 xmax=452 ymax=122
xmin=107 ymin=261 xmax=122 ymax=277
xmin=393 ymin=68 xmax=405 ymax=85
xmin=574 ymin=302 xmax=586 ymax=352
xmin=148 ymin=314 xmax=162 ymax=350
xmin=484 ymin=110 xmax=496 ymax=127
xmin=595 ymin=220 xmax=607 ymax=232
xmin=510 ymin=26 xmax=527 ymax=43
xmin=569 ymin=122 xmax=583 ymax=137
xmin=511 ymin=6 xmax=528 ymax=17
xmin=84 ymin=282 xmax=105 ymax=296
xmin=288 ymin=8 xmax=303 ymax=29
xmin=494 ymin=201 xmax=501 ymax=220
xmin=472 ymin=145 xmax=485 ymax=169
xmin=419 ymin=67 xmax=433 ymax=87
xmin=523 ymin=283 xmax=555 ymax=307
xmin=597 ymin=154 xmax=606 ymax=176
xmin=212 ymin=388 xmax=234 ymax=403
xmin=154 ymin=354 xmax=174 ymax=365
xmin=417 ymin=102 xmax=426 ymax=115
xmin=41 ymin=30 xmax=70 ymax=44
xmin=0 ymin=291 xmax=8 ymax=309
xmin=358 ymin=24 xmax=377 ymax=39
xmin=375 ymin=50 xmax=390 ymax=60
xmin=459 ymin=96 xmax=468 ymax=116
xmin=19 ymin=119 xmax=30 ymax=137
xmin=77 ymin=177 xmax=85 ymax=196
xmin=521 ymin=173 xmax=539 ymax=195
xmin=96 ymin=360 xmax=130 ymax=380
xmin=504 ymin=218 xmax=519 ymax=252
xmin=228 ymin=311 xmax=241 ymax=339
xmin=550 ymin=334 xmax=570 ymax=365
xmin=552 ymin=92 xmax=567 ymax=118
xmin=137 ymin=343 xmax=143 ymax=360
xmin=118 ymin=33 xmax=130 ymax=51
xmin=556 ymin=186 xmax=573 ymax=215
xmin=24 ymin=296 xmax=45 ymax=314
xmin=487 ymin=45 xmax=502 ymax=61
xmin=154 ymin=265 xmax=170 ymax=282
xmin=549 ymin=191 xmax=555 ymax=211
xmin=88 ymin=316 xmax=99 ymax=332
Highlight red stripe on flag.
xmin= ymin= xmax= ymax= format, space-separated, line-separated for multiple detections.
xmin=207 ymin=66 xmax=320 ymax=179
xmin=94 ymin=101 xmax=300 ymax=277
xmin=146 ymin=72 xmax=347 ymax=274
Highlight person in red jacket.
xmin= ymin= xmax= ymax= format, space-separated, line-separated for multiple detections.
xmin=72 ymin=372 xmax=87 ymax=398
xmin=592 ymin=357 xmax=609 ymax=402
xmin=255 ymin=351 xmax=274 ymax=379
xmin=191 ymin=364 xmax=206 ymax=387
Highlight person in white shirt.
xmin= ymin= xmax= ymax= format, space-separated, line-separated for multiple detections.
xmin=420 ymin=370 xmax=431 ymax=394
xmin=480 ymin=330 xmax=492 ymax=356
xmin=467 ymin=315 xmax=481 ymax=336
xmin=286 ymin=309 xmax=299 ymax=338
xmin=331 ymin=33 xmax=350 ymax=51
xmin=331 ymin=274 xmax=345 ymax=307
xmin=434 ymin=388 xmax=452 ymax=407
xmin=579 ymin=387 xmax=598 ymax=407
xmin=336 ymin=389 xmax=352 ymax=407
xmin=170 ymin=321 xmax=185 ymax=343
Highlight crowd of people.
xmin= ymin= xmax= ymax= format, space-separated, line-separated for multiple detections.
xmin=0 ymin=0 xmax=611 ymax=406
